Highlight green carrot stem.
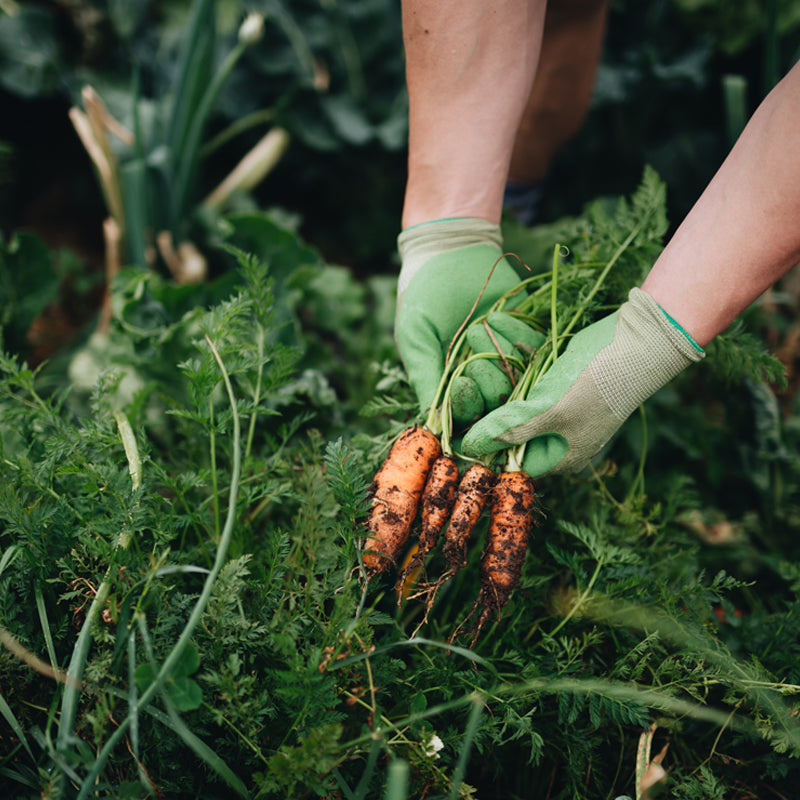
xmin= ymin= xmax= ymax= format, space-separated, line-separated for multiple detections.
xmin=505 ymin=225 xmax=642 ymax=469
xmin=425 ymin=265 xmax=552 ymax=435
xmin=550 ymin=243 xmax=561 ymax=363
xmin=438 ymin=351 xmax=527 ymax=457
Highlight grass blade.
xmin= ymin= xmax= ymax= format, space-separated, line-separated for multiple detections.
xmin=353 ymin=736 xmax=383 ymax=800
xmin=384 ymin=758 xmax=409 ymax=800
xmin=447 ymin=695 xmax=484 ymax=800
xmin=0 ymin=544 xmax=20 ymax=576
xmin=34 ymin=581 xmax=58 ymax=672
xmin=0 ymin=689 xmax=33 ymax=761
xmin=156 ymin=700 xmax=249 ymax=798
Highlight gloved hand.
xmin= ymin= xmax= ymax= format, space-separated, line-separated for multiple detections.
xmin=462 ymin=287 xmax=705 ymax=476
xmin=395 ymin=217 xmax=528 ymax=414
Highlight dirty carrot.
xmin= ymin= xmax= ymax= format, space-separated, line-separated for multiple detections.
xmin=362 ymin=425 xmax=442 ymax=577
xmin=396 ymin=454 xmax=460 ymax=598
xmin=441 ymin=463 xmax=496 ymax=573
xmin=468 ymin=470 xmax=536 ymax=644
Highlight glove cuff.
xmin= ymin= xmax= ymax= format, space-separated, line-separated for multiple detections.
xmin=589 ymin=287 xmax=705 ymax=422
xmin=397 ymin=217 xmax=503 ymax=300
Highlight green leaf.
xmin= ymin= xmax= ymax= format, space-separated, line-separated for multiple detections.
xmin=173 ymin=641 xmax=201 ymax=678
xmin=0 ymin=6 xmax=61 ymax=97
xmin=168 ymin=675 xmax=204 ymax=712
xmin=134 ymin=643 xmax=203 ymax=711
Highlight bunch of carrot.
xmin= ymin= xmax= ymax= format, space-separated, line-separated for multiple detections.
xmin=361 ymin=253 xmax=553 ymax=642
xmin=361 ymin=422 xmax=536 ymax=643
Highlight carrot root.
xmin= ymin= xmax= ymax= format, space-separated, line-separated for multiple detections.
xmin=396 ymin=455 xmax=460 ymax=600
xmin=452 ymin=471 xmax=536 ymax=647
xmin=441 ymin=463 xmax=496 ymax=573
xmin=362 ymin=426 xmax=442 ymax=577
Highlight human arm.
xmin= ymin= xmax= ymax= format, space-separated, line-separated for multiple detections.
xmin=395 ymin=0 xmax=548 ymax=413
xmin=463 ymin=60 xmax=800 ymax=475
xmin=398 ymin=0 xmax=616 ymax=417
xmin=400 ymin=0 xmax=547 ymax=229
xmin=643 ymin=59 xmax=800 ymax=346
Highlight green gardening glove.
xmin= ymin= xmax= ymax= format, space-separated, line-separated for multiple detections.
xmin=462 ymin=287 xmax=705 ymax=476
xmin=451 ymin=312 xmax=546 ymax=424
xmin=395 ymin=217 xmax=526 ymax=414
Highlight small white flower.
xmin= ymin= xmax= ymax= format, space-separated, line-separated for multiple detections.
xmin=425 ymin=733 xmax=444 ymax=758
xmin=238 ymin=12 xmax=264 ymax=46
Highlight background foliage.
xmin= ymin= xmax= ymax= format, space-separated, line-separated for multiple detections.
xmin=1 ymin=1 xmax=800 ymax=799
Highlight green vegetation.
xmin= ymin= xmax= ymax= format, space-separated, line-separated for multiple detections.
xmin=1 ymin=2 xmax=800 ymax=799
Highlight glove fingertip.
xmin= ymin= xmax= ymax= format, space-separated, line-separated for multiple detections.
xmin=520 ymin=434 xmax=570 ymax=477
xmin=461 ymin=423 xmax=508 ymax=459
xmin=450 ymin=376 xmax=485 ymax=424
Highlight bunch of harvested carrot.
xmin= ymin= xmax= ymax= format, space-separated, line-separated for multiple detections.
xmin=362 ymin=259 xmax=502 ymax=584
xmin=363 ymin=255 xmax=543 ymax=606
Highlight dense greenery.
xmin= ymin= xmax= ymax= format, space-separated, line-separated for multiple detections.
xmin=2 ymin=2 xmax=800 ymax=799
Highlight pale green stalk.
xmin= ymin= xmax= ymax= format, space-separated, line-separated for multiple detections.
xmin=384 ymin=759 xmax=409 ymax=800
xmin=209 ymin=396 xmax=220 ymax=541
xmin=447 ymin=696 xmax=484 ymax=800
xmin=550 ymin=243 xmax=560 ymax=363
xmin=201 ymin=108 xmax=276 ymax=156
xmin=57 ymin=410 xmax=141 ymax=754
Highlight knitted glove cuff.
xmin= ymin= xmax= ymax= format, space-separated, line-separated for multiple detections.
xmin=397 ymin=217 xmax=503 ymax=300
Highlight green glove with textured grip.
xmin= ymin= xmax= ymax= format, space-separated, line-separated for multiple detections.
xmin=451 ymin=312 xmax=546 ymax=423
xmin=462 ymin=287 xmax=705 ymax=476
xmin=395 ymin=218 xmax=525 ymax=413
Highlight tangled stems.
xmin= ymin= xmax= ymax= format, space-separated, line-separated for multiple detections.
xmin=506 ymin=226 xmax=645 ymax=469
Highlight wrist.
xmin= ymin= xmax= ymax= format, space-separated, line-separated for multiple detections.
xmin=656 ymin=304 xmax=705 ymax=354
xmin=397 ymin=217 xmax=503 ymax=300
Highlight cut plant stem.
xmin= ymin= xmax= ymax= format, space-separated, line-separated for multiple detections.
xmin=203 ymin=127 xmax=290 ymax=210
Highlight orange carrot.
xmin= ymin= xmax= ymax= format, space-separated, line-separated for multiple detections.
xmin=362 ymin=426 xmax=442 ymax=577
xmin=441 ymin=463 xmax=496 ymax=573
xmin=469 ymin=471 xmax=536 ymax=643
xmin=396 ymin=455 xmax=459 ymax=594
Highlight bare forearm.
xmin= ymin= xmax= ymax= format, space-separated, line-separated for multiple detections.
xmin=509 ymin=0 xmax=609 ymax=184
xmin=643 ymin=60 xmax=800 ymax=346
xmin=401 ymin=0 xmax=547 ymax=228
